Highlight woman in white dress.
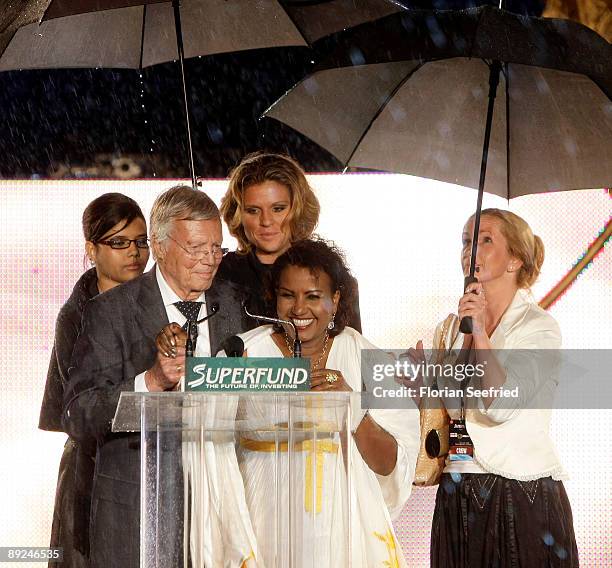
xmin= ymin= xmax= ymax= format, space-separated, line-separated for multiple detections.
xmin=236 ymin=238 xmax=420 ymax=567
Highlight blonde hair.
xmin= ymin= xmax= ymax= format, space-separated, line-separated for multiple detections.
xmin=476 ymin=208 xmax=545 ymax=288
xmin=220 ymin=152 xmax=320 ymax=253
xmin=150 ymin=185 xmax=219 ymax=257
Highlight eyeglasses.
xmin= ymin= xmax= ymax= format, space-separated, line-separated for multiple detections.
xmin=168 ymin=235 xmax=228 ymax=261
xmin=96 ymin=237 xmax=150 ymax=250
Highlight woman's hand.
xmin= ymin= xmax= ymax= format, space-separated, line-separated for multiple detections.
xmin=395 ymin=340 xmax=426 ymax=405
xmin=310 ymin=368 xmax=353 ymax=391
xmin=155 ymin=323 xmax=186 ymax=357
xmin=146 ymin=323 xmax=188 ymax=391
xmin=400 ymin=340 xmax=425 ymax=385
xmin=458 ymin=282 xmax=487 ymax=338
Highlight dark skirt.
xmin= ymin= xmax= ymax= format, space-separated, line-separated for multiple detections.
xmin=431 ymin=473 xmax=578 ymax=568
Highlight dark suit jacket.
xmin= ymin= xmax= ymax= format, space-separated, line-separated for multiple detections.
xmin=63 ymin=266 xmax=252 ymax=568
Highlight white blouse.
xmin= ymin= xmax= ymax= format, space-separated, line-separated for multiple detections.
xmin=435 ymin=289 xmax=567 ymax=481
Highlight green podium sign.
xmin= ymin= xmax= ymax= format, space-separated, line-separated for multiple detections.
xmin=186 ymin=357 xmax=310 ymax=391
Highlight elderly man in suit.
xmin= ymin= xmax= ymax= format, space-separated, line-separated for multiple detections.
xmin=63 ymin=185 xmax=252 ymax=568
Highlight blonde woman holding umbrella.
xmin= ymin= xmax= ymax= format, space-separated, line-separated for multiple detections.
xmin=410 ymin=209 xmax=577 ymax=567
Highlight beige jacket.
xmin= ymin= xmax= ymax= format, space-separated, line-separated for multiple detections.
xmin=435 ymin=289 xmax=567 ymax=481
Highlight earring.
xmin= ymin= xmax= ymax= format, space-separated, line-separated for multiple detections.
xmin=89 ymin=258 xmax=95 ymax=267
xmin=327 ymin=314 xmax=336 ymax=330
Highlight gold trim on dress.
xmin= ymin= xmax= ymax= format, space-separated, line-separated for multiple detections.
xmin=240 ymin=438 xmax=339 ymax=513
xmin=374 ymin=529 xmax=401 ymax=568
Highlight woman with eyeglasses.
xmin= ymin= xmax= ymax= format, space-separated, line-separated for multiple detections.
xmin=219 ymin=152 xmax=362 ymax=331
xmin=39 ymin=193 xmax=149 ymax=567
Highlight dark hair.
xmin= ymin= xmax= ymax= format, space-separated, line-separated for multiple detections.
xmin=82 ymin=193 xmax=146 ymax=243
xmin=268 ymin=238 xmax=358 ymax=337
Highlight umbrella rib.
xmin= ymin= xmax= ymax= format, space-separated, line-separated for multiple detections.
xmin=139 ymin=5 xmax=147 ymax=71
xmin=344 ymin=61 xmax=424 ymax=169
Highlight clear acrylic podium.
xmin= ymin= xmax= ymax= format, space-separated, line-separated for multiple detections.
xmin=113 ymin=391 xmax=360 ymax=568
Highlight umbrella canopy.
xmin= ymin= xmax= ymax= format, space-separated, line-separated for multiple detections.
xmin=0 ymin=0 xmax=402 ymax=70
xmin=264 ymin=6 xmax=612 ymax=199
xmin=0 ymin=0 xmax=402 ymax=187
xmin=265 ymin=5 xmax=612 ymax=331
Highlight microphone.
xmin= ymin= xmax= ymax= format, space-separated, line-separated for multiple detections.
xmin=222 ymin=335 xmax=245 ymax=357
xmin=197 ymin=302 xmax=219 ymax=324
xmin=242 ymin=301 xmax=302 ymax=358
xmin=186 ymin=303 xmax=220 ymax=357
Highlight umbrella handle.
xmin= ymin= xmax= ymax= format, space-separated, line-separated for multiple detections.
xmin=459 ymin=275 xmax=479 ymax=334
xmin=460 ymin=61 xmax=501 ymax=335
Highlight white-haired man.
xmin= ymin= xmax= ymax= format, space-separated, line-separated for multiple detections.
xmin=64 ymin=185 xmax=252 ymax=567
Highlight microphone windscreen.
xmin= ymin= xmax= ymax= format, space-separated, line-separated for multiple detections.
xmin=222 ymin=335 xmax=244 ymax=357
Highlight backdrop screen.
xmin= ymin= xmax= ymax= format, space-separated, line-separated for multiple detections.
xmin=0 ymin=176 xmax=610 ymax=566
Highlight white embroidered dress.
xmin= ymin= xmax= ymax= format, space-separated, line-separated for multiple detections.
xmin=234 ymin=325 xmax=420 ymax=568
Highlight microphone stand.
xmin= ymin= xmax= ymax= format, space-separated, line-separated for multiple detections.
xmin=185 ymin=303 xmax=220 ymax=357
xmin=243 ymin=303 xmax=302 ymax=358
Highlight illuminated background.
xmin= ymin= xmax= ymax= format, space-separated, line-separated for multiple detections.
xmin=0 ymin=176 xmax=610 ymax=566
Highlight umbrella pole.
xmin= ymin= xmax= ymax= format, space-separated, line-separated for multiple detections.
xmin=460 ymin=60 xmax=502 ymax=334
xmin=172 ymin=0 xmax=197 ymax=189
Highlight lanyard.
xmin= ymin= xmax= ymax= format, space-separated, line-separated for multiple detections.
xmin=456 ymin=344 xmax=475 ymax=421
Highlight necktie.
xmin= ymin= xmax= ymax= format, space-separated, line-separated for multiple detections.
xmin=174 ymin=301 xmax=203 ymax=328
xmin=174 ymin=301 xmax=203 ymax=356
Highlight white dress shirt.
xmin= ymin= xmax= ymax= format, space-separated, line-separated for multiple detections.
xmin=134 ymin=265 xmax=212 ymax=391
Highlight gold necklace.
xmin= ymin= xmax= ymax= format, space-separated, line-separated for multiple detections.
xmin=284 ymin=331 xmax=330 ymax=371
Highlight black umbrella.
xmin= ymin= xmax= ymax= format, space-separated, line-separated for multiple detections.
xmin=264 ymin=5 xmax=612 ymax=331
xmin=0 ymin=0 xmax=402 ymax=187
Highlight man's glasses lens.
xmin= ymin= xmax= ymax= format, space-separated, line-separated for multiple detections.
xmin=185 ymin=246 xmax=229 ymax=259
xmin=168 ymin=236 xmax=228 ymax=259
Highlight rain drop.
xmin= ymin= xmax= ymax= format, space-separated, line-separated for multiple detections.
xmin=536 ymin=77 xmax=551 ymax=95
xmin=207 ymin=125 xmax=223 ymax=144
xmin=349 ymin=47 xmax=365 ymax=66
xmin=389 ymin=102 xmax=406 ymax=123
xmin=563 ymin=138 xmax=577 ymax=157
xmin=554 ymin=545 xmax=568 ymax=560
xmin=541 ymin=531 xmax=554 ymax=546
xmin=425 ymin=16 xmax=448 ymax=49
xmin=437 ymin=122 xmax=451 ymax=137
xmin=434 ymin=152 xmax=450 ymax=171
xmin=303 ymin=77 xmax=319 ymax=96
